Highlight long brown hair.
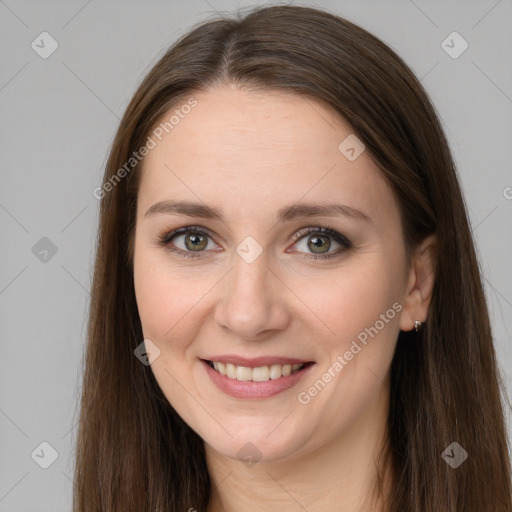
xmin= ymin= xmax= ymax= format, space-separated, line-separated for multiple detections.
xmin=73 ymin=5 xmax=511 ymax=511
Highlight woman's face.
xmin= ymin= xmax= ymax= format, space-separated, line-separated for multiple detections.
xmin=133 ymin=84 xmax=415 ymax=464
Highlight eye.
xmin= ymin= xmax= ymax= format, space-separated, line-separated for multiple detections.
xmin=156 ymin=226 xmax=218 ymax=259
xmin=288 ymin=226 xmax=352 ymax=260
xmin=156 ymin=225 xmax=352 ymax=261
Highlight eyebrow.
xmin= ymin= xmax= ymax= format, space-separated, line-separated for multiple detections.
xmin=144 ymin=200 xmax=371 ymax=224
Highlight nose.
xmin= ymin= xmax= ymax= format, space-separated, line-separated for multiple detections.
xmin=214 ymin=251 xmax=291 ymax=341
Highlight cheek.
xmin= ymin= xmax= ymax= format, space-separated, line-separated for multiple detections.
xmin=291 ymin=257 xmax=403 ymax=416
xmin=133 ymin=248 xmax=207 ymax=352
xmin=290 ymin=256 xmax=404 ymax=344
xmin=133 ymin=250 xmax=207 ymax=421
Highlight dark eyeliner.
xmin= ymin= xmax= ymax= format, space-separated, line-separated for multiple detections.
xmin=289 ymin=225 xmax=352 ymax=260
xmin=155 ymin=226 xmax=212 ymax=259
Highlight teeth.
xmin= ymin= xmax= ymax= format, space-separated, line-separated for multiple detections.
xmin=269 ymin=364 xmax=282 ymax=380
xmin=251 ymin=366 xmax=269 ymax=382
xmin=226 ymin=363 xmax=237 ymax=379
xmin=236 ymin=366 xmax=252 ymax=381
xmin=211 ymin=361 xmax=305 ymax=381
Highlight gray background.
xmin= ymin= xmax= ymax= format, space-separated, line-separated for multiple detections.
xmin=1 ymin=0 xmax=511 ymax=510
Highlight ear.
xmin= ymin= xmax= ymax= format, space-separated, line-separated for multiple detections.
xmin=399 ymin=234 xmax=437 ymax=332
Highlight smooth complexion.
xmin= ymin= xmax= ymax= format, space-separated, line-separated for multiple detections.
xmin=133 ymin=83 xmax=436 ymax=511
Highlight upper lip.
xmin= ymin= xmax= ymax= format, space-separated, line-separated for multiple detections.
xmin=202 ymin=355 xmax=313 ymax=367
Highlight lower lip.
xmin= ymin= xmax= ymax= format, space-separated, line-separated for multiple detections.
xmin=201 ymin=360 xmax=315 ymax=399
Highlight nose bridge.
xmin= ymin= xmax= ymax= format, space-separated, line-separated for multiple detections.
xmin=231 ymin=247 xmax=270 ymax=300
xmin=215 ymin=245 xmax=289 ymax=338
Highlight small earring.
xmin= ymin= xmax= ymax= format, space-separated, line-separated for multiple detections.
xmin=414 ymin=320 xmax=422 ymax=332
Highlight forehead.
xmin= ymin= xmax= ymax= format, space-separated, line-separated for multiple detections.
xmin=137 ymin=85 xmax=398 ymax=228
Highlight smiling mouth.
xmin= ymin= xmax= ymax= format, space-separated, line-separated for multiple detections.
xmin=204 ymin=360 xmax=314 ymax=382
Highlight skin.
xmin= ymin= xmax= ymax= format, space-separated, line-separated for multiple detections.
xmin=133 ymin=83 xmax=436 ymax=511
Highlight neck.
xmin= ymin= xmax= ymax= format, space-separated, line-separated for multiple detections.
xmin=205 ymin=385 xmax=393 ymax=512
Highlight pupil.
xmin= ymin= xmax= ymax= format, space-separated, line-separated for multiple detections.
xmin=185 ymin=233 xmax=207 ymax=251
xmin=308 ymin=235 xmax=330 ymax=253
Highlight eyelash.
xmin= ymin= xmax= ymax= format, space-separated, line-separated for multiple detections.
xmin=155 ymin=225 xmax=352 ymax=261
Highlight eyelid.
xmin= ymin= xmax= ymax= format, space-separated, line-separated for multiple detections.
xmin=157 ymin=225 xmax=217 ymax=245
xmin=289 ymin=225 xmax=351 ymax=246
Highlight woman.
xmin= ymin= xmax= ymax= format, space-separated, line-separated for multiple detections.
xmin=73 ymin=5 xmax=511 ymax=511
